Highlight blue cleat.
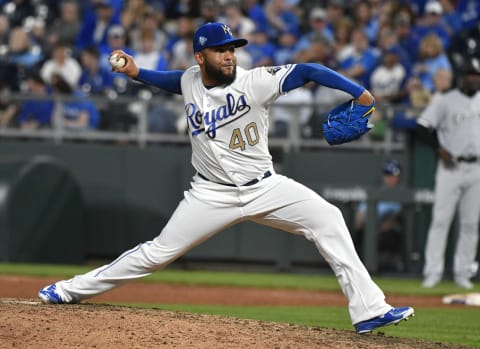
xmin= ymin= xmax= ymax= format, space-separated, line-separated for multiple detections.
xmin=355 ymin=306 xmax=414 ymax=334
xmin=38 ymin=284 xmax=67 ymax=304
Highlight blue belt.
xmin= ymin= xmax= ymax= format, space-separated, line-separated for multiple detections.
xmin=198 ymin=170 xmax=272 ymax=187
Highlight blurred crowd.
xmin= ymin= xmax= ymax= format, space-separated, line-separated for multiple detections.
xmin=0 ymin=0 xmax=478 ymax=135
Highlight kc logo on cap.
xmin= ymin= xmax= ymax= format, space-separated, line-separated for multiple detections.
xmin=193 ymin=22 xmax=248 ymax=53
xmin=222 ymin=24 xmax=233 ymax=36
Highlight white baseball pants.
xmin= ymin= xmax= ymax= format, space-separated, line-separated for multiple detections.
xmin=423 ymin=161 xmax=480 ymax=280
xmin=58 ymin=173 xmax=391 ymax=324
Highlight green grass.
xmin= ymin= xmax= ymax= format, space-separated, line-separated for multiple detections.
xmin=0 ymin=262 xmax=476 ymax=295
xmin=1 ymin=263 xmax=480 ymax=347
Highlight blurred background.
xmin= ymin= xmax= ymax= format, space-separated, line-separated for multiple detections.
xmin=0 ymin=0 xmax=479 ymax=279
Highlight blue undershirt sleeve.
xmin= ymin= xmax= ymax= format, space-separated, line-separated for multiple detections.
xmin=282 ymin=63 xmax=365 ymax=98
xmin=135 ymin=68 xmax=184 ymax=95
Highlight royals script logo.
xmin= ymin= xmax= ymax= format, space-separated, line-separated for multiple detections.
xmin=185 ymin=93 xmax=251 ymax=138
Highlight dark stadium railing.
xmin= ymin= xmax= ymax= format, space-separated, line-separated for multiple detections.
xmin=0 ymin=93 xmax=421 ymax=152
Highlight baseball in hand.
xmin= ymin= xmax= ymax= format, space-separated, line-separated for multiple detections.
xmin=109 ymin=53 xmax=126 ymax=69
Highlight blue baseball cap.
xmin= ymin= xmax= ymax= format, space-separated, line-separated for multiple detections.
xmin=193 ymin=22 xmax=248 ymax=53
xmin=382 ymin=160 xmax=401 ymax=176
xmin=384 ymin=45 xmax=402 ymax=57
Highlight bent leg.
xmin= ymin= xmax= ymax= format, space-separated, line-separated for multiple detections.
xmin=59 ymin=188 xmax=242 ymax=302
xmin=247 ymin=177 xmax=391 ymax=324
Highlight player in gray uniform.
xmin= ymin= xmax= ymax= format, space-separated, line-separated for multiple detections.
xmin=417 ymin=58 xmax=480 ymax=289
xmin=38 ymin=22 xmax=413 ymax=333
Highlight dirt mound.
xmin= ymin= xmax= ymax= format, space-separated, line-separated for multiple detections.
xmin=0 ymin=300 xmax=466 ymax=349
xmin=0 ymin=276 xmax=474 ymax=349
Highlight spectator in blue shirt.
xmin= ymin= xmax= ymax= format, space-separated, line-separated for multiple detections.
xmin=455 ymin=0 xmax=480 ymax=30
xmin=411 ymin=33 xmax=451 ymax=92
xmin=354 ymin=159 xmax=405 ymax=272
xmin=79 ymin=45 xmax=114 ymax=95
xmin=414 ymin=1 xmax=451 ymax=49
xmin=7 ymin=27 xmax=44 ymax=70
xmin=264 ymin=0 xmax=300 ymax=42
xmin=76 ymin=0 xmax=121 ymax=51
xmin=242 ymin=0 xmax=268 ymax=33
xmin=273 ymin=29 xmax=297 ymax=65
xmin=339 ymin=29 xmax=379 ymax=88
xmin=294 ymin=7 xmax=334 ymax=56
xmin=324 ymin=0 xmax=345 ymax=41
xmin=98 ymin=25 xmax=135 ymax=71
xmin=245 ymin=29 xmax=275 ymax=67
xmin=352 ymin=1 xmax=379 ymax=45
xmin=168 ymin=18 xmax=197 ymax=70
xmin=164 ymin=16 xmax=195 ymax=62
xmin=406 ymin=0 xmax=429 ymax=16
xmin=393 ymin=12 xmax=421 ymax=69
xmin=98 ymin=25 xmax=135 ymax=94
xmin=18 ymin=72 xmax=54 ymax=129
xmin=438 ymin=0 xmax=462 ymax=36
xmin=51 ymin=73 xmax=100 ymax=130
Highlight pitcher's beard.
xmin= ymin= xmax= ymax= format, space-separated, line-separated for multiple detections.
xmin=205 ymin=62 xmax=236 ymax=85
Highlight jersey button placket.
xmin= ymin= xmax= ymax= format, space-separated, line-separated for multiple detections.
xmin=203 ymin=92 xmax=235 ymax=186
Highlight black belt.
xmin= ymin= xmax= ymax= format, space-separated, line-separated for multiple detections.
xmin=457 ymin=156 xmax=478 ymax=163
xmin=198 ymin=170 xmax=272 ymax=187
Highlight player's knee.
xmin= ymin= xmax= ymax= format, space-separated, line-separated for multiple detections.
xmin=312 ymin=203 xmax=345 ymax=230
xmin=326 ymin=203 xmax=344 ymax=221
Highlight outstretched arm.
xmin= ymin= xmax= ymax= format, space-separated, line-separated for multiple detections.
xmin=109 ymin=50 xmax=183 ymax=95
xmin=286 ymin=63 xmax=377 ymax=145
xmin=282 ymin=63 xmax=374 ymax=105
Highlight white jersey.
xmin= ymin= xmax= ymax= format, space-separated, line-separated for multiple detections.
xmin=181 ymin=64 xmax=296 ymax=185
xmin=370 ymin=64 xmax=406 ymax=98
xmin=417 ymin=90 xmax=480 ymax=158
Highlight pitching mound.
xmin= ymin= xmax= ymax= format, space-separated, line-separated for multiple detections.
xmin=0 ymin=299 xmax=471 ymax=349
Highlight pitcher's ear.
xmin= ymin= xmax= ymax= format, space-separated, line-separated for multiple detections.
xmin=194 ymin=51 xmax=204 ymax=65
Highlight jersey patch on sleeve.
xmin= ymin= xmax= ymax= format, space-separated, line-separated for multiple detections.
xmin=266 ymin=66 xmax=282 ymax=76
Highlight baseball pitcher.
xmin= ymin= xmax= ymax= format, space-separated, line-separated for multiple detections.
xmin=39 ymin=22 xmax=413 ymax=333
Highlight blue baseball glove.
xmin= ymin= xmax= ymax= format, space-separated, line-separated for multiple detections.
xmin=322 ymin=100 xmax=375 ymax=145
